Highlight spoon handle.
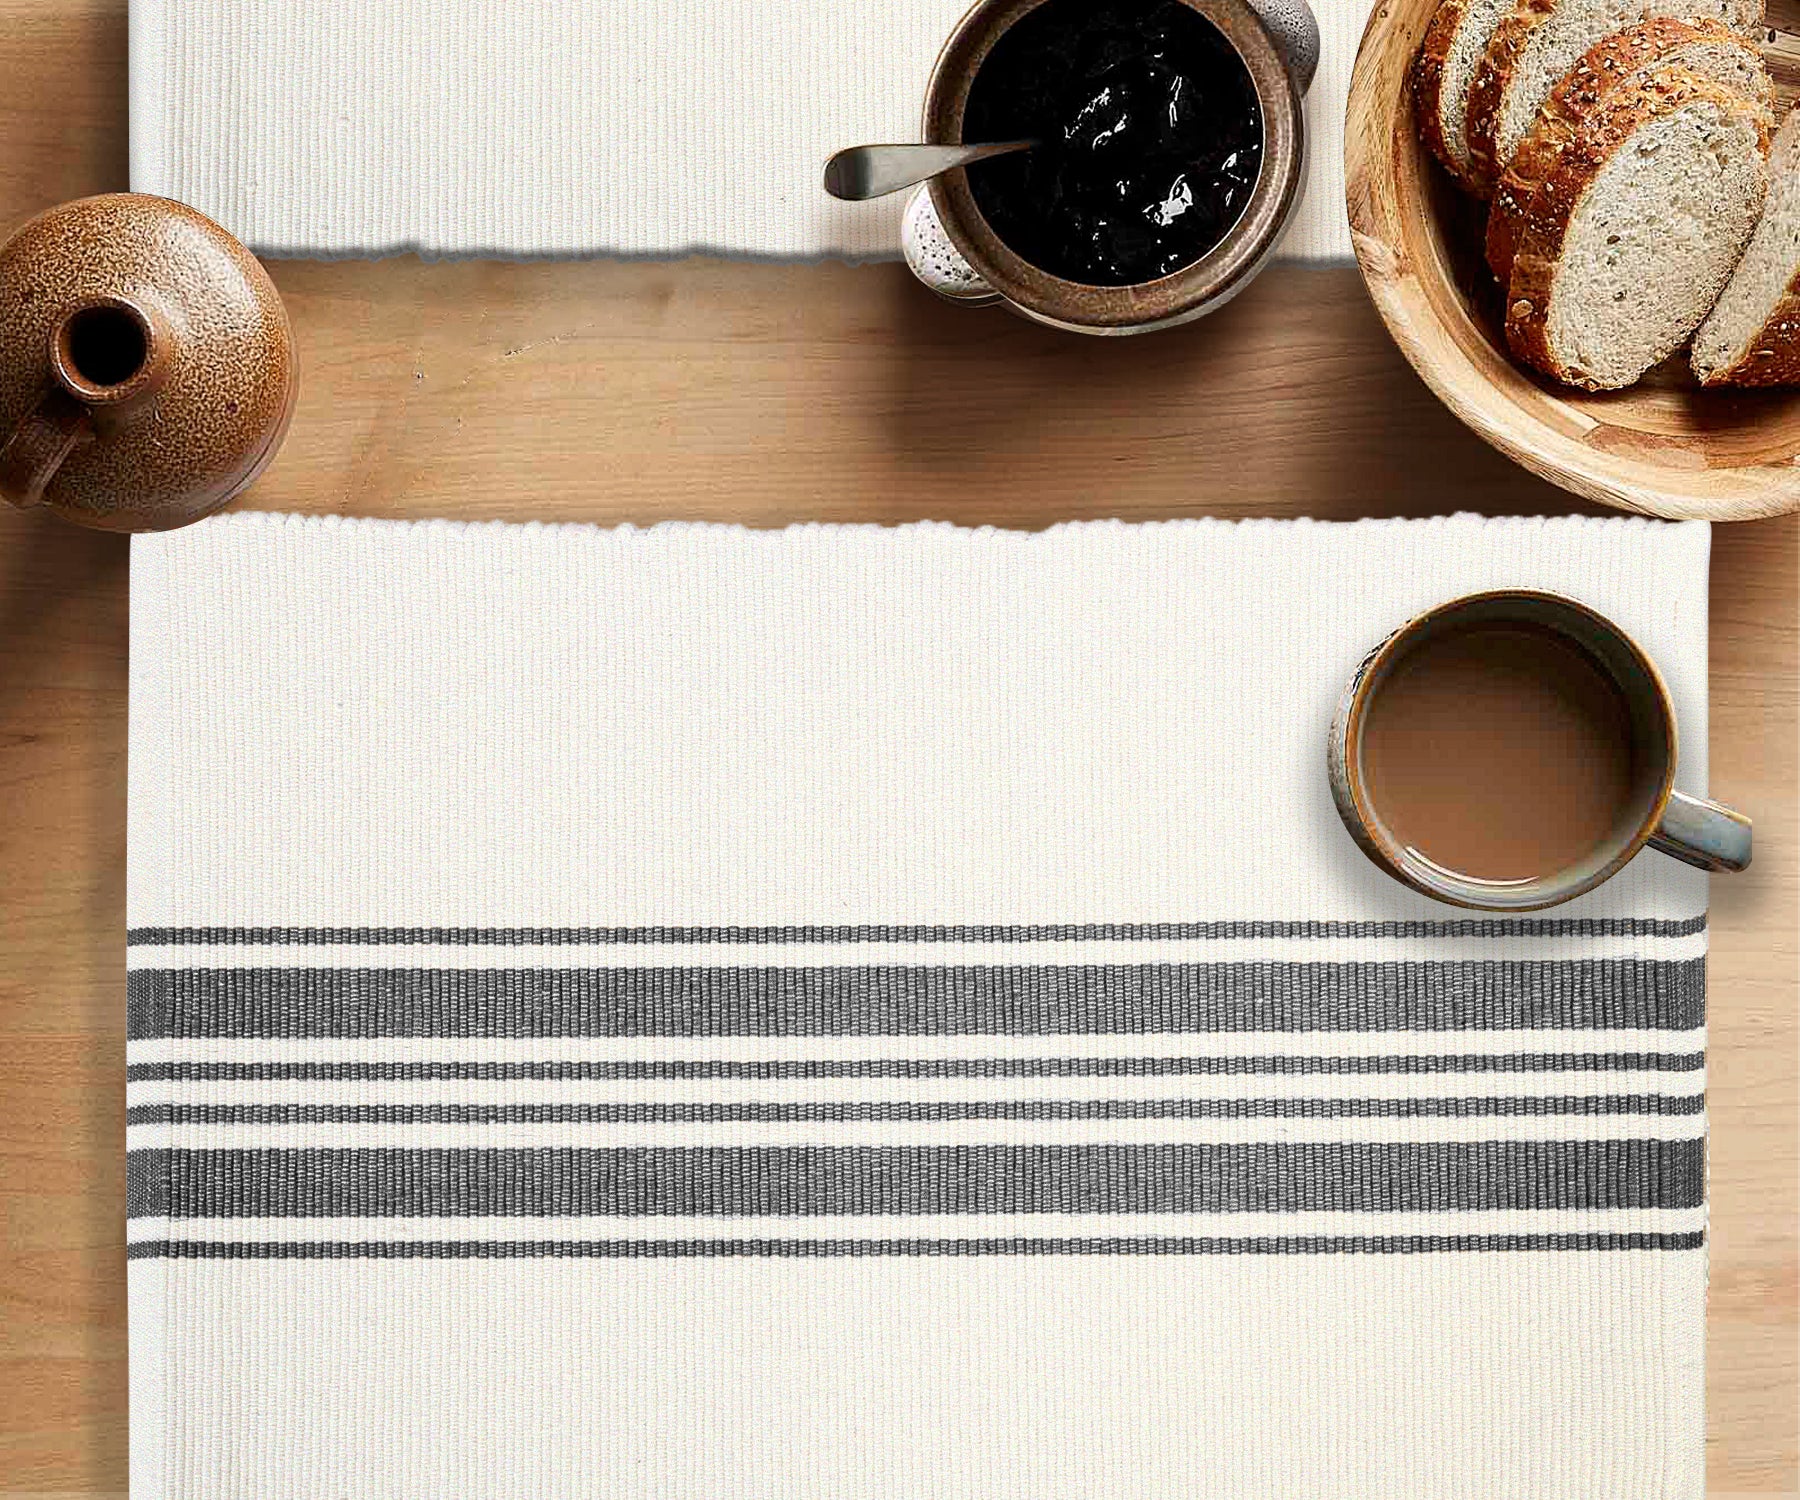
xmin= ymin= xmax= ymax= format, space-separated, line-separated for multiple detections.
xmin=823 ymin=141 xmax=1035 ymax=201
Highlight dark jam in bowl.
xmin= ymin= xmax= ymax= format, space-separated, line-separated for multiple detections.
xmin=961 ymin=0 xmax=1264 ymax=287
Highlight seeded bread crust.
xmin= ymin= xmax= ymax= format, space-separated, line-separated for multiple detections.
xmin=1464 ymin=0 xmax=1558 ymax=192
xmin=1465 ymin=0 xmax=1765 ymax=194
xmin=1693 ymin=111 xmax=1800 ymax=385
xmin=1484 ymin=18 xmax=1769 ymax=278
xmin=1415 ymin=0 xmax=1476 ymax=183
xmin=1415 ymin=0 xmax=1519 ymax=190
xmin=1699 ymin=297 xmax=1800 ymax=383
xmin=1506 ymin=68 xmax=1773 ymax=388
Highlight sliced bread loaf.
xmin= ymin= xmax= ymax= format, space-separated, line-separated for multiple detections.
xmin=1415 ymin=0 xmax=1520 ymax=186
xmin=1485 ymin=18 xmax=1769 ymax=278
xmin=1507 ymin=66 xmax=1770 ymax=390
xmin=1464 ymin=0 xmax=1764 ymax=192
xmin=1692 ymin=109 xmax=1800 ymax=384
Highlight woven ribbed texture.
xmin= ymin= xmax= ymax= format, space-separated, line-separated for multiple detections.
xmin=127 ymin=513 xmax=1711 ymax=1499
xmin=127 ymin=0 xmax=1370 ymax=261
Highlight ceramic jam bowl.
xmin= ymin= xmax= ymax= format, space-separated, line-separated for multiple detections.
xmin=909 ymin=0 xmax=1319 ymax=334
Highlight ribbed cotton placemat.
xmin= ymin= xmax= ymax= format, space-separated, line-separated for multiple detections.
xmin=127 ymin=512 xmax=1710 ymax=1500
xmin=127 ymin=0 xmax=1370 ymax=261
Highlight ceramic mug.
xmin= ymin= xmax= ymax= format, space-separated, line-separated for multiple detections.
xmin=1329 ymin=591 xmax=1751 ymax=911
xmin=905 ymin=0 xmax=1319 ymax=333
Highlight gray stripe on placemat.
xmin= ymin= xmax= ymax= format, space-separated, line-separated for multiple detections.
xmin=123 ymin=1052 xmax=1709 ymax=1083
xmin=125 ymin=1095 xmax=1708 ymax=1127
xmin=124 ymin=1138 xmax=1705 ymax=1218
xmin=125 ymin=1231 xmax=1709 ymax=1259
xmin=126 ymin=961 xmax=1706 ymax=1040
xmin=125 ymin=917 xmax=1709 ymax=946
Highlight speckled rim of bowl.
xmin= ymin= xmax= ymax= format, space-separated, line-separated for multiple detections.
xmin=923 ymin=0 xmax=1304 ymax=334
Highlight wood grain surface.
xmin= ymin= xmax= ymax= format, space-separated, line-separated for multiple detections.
xmin=0 ymin=2 xmax=1794 ymax=1496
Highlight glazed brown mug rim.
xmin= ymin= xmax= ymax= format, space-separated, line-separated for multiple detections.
xmin=1331 ymin=590 xmax=1680 ymax=912
xmin=923 ymin=0 xmax=1306 ymax=332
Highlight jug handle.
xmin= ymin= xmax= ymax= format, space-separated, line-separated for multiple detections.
xmin=0 ymin=386 xmax=92 ymax=509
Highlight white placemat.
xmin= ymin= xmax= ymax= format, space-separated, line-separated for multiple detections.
xmin=127 ymin=0 xmax=1371 ymax=262
xmin=127 ymin=512 xmax=1710 ymax=1500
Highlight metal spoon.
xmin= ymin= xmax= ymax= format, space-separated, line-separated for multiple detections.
xmin=823 ymin=141 xmax=1036 ymax=201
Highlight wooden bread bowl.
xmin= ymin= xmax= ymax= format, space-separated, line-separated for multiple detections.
xmin=1346 ymin=0 xmax=1800 ymax=519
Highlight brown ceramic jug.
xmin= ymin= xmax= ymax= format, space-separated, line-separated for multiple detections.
xmin=0 ymin=194 xmax=296 ymax=531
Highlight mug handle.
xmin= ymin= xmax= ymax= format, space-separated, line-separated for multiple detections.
xmin=0 ymin=385 xmax=92 ymax=509
xmin=1244 ymin=0 xmax=1320 ymax=94
xmin=1649 ymin=790 xmax=1752 ymax=873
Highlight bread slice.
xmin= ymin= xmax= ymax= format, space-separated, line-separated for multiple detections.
xmin=1485 ymin=19 xmax=1770 ymax=279
xmin=1464 ymin=0 xmax=1764 ymax=193
xmin=1693 ymin=109 xmax=1800 ymax=384
xmin=1414 ymin=0 xmax=1520 ymax=186
xmin=1507 ymin=66 xmax=1770 ymax=390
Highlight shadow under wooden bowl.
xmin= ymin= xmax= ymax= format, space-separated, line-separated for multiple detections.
xmin=1345 ymin=0 xmax=1800 ymax=520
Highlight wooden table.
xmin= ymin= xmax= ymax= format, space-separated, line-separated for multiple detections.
xmin=1 ymin=2 xmax=1794 ymax=1494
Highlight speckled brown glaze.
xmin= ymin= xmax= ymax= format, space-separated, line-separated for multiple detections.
xmin=0 ymin=194 xmax=296 ymax=532
xmin=923 ymin=0 xmax=1306 ymax=334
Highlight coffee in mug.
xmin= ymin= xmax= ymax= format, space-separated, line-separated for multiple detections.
xmin=1329 ymin=591 xmax=1750 ymax=910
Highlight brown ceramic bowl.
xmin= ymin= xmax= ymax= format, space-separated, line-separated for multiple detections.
xmin=924 ymin=0 xmax=1308 ymax=335
xmin=1345 ymin=0 xmax=1800 ymax=520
